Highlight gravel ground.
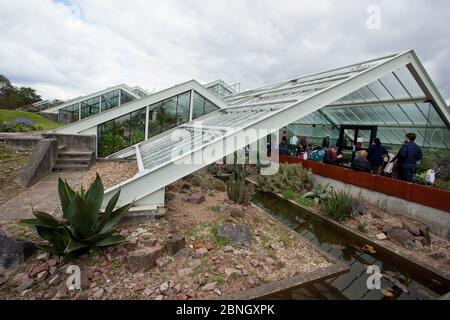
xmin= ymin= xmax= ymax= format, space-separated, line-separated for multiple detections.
xmin=78 ymin=160 xmax=138 ymax=190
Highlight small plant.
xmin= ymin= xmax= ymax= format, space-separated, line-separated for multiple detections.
xmin=301 ymin=184 xmax=329 ymax=204
xmin=209 ymin=205 xmax=221 ymax=212
xmin=357 ymin=220 xmax=368 ymax=233
xmin=226 ymin=164 xmax=253 ymax=205
xmin=321 ymin=190 xmax=353 ymax=222
xmin=20 ymin=174 xmax=133 ymax=259
xmin=296 ymin=196 xmax=315 ymax=207
xmin=282 ymin=188 xmax=296 ymax=200
xmin=257 ymin=163 xmax=312 ymax=194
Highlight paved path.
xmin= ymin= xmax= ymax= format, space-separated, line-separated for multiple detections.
xmin=0 ymin=171 xmax=83 ymax=221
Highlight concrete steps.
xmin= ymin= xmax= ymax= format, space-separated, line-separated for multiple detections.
xmin=53 ymin=148 xmax=95 ymax=172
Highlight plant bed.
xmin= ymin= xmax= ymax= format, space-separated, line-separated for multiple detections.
xmin=0 ymin=170 xmax=340 ymax=300
xmin=248 ymin=177 xmax=450 ymax=284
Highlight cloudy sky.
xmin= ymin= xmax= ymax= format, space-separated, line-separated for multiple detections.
xmin=0 ymin=0 xmax=449 ymax=103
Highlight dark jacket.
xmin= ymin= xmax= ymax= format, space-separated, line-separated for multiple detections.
xmin=323 ymin=151 xmax=339 ymax=165
xmin=394 ymin=142 xmax=422 ymax=168
xmin=367 ymin=144 xmax=388 ymax=166
xmin=352 ymin=158 xmax=372 ymax=173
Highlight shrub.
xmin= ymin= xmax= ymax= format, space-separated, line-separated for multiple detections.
xmin=0 ymin=120 xmax=38 ymax=132
xmin=357 ymin=220 xmax=368 ymax=233
xmin=21 ymin=174 xmax=133 ymax=259
xmin=209 ymin=205 xmax=221 ymax=212
xmin=296 ymin=196 xmax=315 ymax=207
xmin=257 ymin=163 xmax=312 ymax=194
xmin=301 ymin=184 xmax=329 ymax=204
xmin=321 ymin=190 xmax=353 ymax=222
xmin=282 ymin=188 xmax=296 ymax=200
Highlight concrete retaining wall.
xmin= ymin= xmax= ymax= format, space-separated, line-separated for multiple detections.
xmin=16 ymin=139 xmax=58 ymax=188
xmin=2 ymin=136 xmax=41 ymax=151
xmin=42 ymin=133 xmax=95 ymax=151
xmin=312 ymin=174 xmax=450 ymax=239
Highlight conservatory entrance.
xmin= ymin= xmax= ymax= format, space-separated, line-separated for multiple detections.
xmin=337 ymin=125 xmax=378 ymax=163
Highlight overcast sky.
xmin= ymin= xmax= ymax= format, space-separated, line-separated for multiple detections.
xmin=0 ymin=0 xmax=449 ymax=103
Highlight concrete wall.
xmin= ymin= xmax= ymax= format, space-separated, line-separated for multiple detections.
xmin=42 ymin=133 xmax=95 ymax=151
xmin=16 ymin=139 xmax=58 ymax=188
xmin=312 ymin=174 xmax=450 ymax=239
xmin=3 ymin=137 xmax=41 ymax=151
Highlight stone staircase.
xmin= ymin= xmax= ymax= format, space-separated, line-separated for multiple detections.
xmin=53 ymin=146 xmax=95 ymax=171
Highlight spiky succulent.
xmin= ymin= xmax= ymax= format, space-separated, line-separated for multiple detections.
xmin=21 ymin=174 xmax=133 ymax=257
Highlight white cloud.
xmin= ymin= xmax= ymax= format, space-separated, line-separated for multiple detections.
xmin=0 ymin=0 xmax=449 ymax=103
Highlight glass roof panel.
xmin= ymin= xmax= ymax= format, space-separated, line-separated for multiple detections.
xmin=379 ymin=73 xmax=410 ymax=100
xmin=393 ymin=66 xmax=425 ymax=98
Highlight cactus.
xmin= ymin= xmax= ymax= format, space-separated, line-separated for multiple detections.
xmin=256 ymin=163 xmax=313 ymax=194
xmin=226 ymin=164 xmax=253 ymax=206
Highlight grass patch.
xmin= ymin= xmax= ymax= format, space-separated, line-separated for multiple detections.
xmin=209 ymin=205 xmax=221 ymax=212
xmin=0 ymin=109 xmax=61 ymax=130
xmin=357 ymin=220 xmax=368 ymax=233
xmin=282 ymin=188 xmax=296 ymax=200
xmin=296 ymin=196 xmax=315 ymax=207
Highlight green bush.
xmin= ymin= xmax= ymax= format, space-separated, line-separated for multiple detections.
xmin=21 ymin=174 xmax=133 ymax=259
xmin=301 ymin=184 xmax=329 ymax=204
xmin=282 ymin=188 xmax=296 ymax=200
xmin=256 ymin=163 xmax=312 ymax=194
xmin=296 ymin=196 xmax=315 ymax=207
xmin=321 ymin=190 xmax=353 ymax=222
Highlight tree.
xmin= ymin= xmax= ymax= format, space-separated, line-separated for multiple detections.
xmin=0 ymin=75 xmax=42 ymax=110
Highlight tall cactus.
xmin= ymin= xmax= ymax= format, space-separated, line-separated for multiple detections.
xmin=226 ymin=164 xmax=252 ymax=206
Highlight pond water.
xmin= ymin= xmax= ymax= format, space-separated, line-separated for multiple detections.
xmin=253 ymin=191 xmax=449 ymax=300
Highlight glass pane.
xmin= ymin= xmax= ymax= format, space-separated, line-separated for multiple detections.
xmin=161 ymin=96 xmax=177 ymax=131
xmin=81 ymin=96 xmax=100 ymax=119
xmin=379 ymin=73 xmax=410 ymax=99
xmin=113 ymin=114 xmax=131 ymax=153
xmin=394 ymin=67 xmax=425 ymax=98
xmin=176 ymin=91 xmax=190 ymax=125
xmin=97 ymin=120 xmax=114 ymax=157
xmin=147 ymin=108 xmax=162 ymax=138
xmin=120 ymin=90 xmax=136 ymax=105
xmin=368 ymin=80 xmax=393 ymax=100
xmin=193 ymin=91 xmax=205 ymax=119
xmin=384 ymin=104 xmax=412 ymax=125
xmin=58 ymin=103 xmax=79 ymax=124
xmin=130 ymin=108 xmax=146 ymax=145
xmin=204 ymin=99 xmax=218 ymax=114
xmin=398 ymin=104 xmax=427 ymax=125
xmin=101 ymin=89 xmax=120 ymax=111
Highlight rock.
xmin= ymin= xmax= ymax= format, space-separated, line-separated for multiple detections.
xmin=37 ymin=271 xmax=48 ymax=281
xmin=211 ymin=179 xmax=226 ymax=192
xmin=47 ymin=258 xmax=58 ymax=267
xmin=16 ymin=278 xmax=33 ymax=293
xmin=181 ymin=183 xmax=191 ymax=191
xmin=37 ymin=253 xmax=49 ymax=261
xmin=250 ymin=259 xmax=259 ymax=267
xmin=215 ymin=223 xmax=253 ymax=247
xmin=155 ymin=257 xmax=166 ymax=268
xmin=143 ymin=238 xmax=157 ymax=248
xmin=159 ymin=281 xmax=169 ymax=293
xmin=175 ymin=293 xmax=188 ymax=300
xmin=93 ymin=288 xmax=104 ymax=299
xmin=126 ymin=245 xmax=164 ymax=273
xmin=353 ymin=202 xmax=366 ymax=215
xmin=133 ymin=283 xmax=144 ymax=291
xmin=48 ymin=275 xmax=62 ymax=287
xmin=373 ymin=221 xmax=385 ymax=229
xmin=188 ymin=193 xmax=206 ymax=204
xmin=401 ymin=220 xmax=421 ymax=236
xmin=143 ymin=288 xmax=153 ymax=296
xmin=125 ymin=240 xmax=138 ymax=251
xmin=155 ymin=295 xmax=164 ymax=300
xmin=173 ymin=283 xmax=182 ymax=294
xmin=387 ymin=228 xmax=415 ymax=247
xmin=188 ymin=259 xmax=202 ymax=268
xmin=0 ymin=234 xmax=36 ymax=269
xmin=75 ymin=292 xmax=89 ymax=300
xmin=429 ymin=252 xmax=445 ymax=260
xmin=12 ymin=273 xmax=29 ymax=287
xmin=223 ymin=245 xmax=234 ymax=253
xmin=201 ymin=282 xmax=217 ymax=292
xmin=224 ymin=268 xmax=241 ymax=281
xmin=29 ymin=263 xmax=50 ymax=278
xmin=0 ymin=276 xmax=7 ymax=286
xmin=206 ymin=243 xmax=214 ymax=251
xmin=382 ymin=224 xmax=394 ymax=234
xmin=376 ymin=233 xmax=388 ymax=240
xmin=264 ymin=257 xmax=276 ymax=265
xmin=178 ymin=268 xmax=193 ymax=277
xmin=195 ymin=247 xmax=208 ymax=257
xmin=414 ymin=240 xmax=424 ymax=250
xmin=383 ymin=217 xmax=403 ymax=229
xmin=415 ymin=236 xmax=429 ymax=246
xmin=165 ymin=234 xmax=186 ymax=255
xmin=174 ymin=247 xmax=191 ymax=261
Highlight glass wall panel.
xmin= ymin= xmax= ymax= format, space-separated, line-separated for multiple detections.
xmin=379 ymin=73 xmax=410 ymax=99
xmin=120 ymin=90 xmax=135 ymax=105
xmin=204 ymin=99 xmax=218 ymax=114
xmin=113 ymin=114 xmax=131 ymax=152
xmin=393 ymin=67 xmax=425 ymax=98
xmin=161 ymin=96 xmax=177 ymax=131
xmin=97 ymin=120 xmax=114 ymax=158
xmin=193 ymin=92 xmax=206 ymax=119
xmin=58 ymin=103 xmax=79 ymax=124
xmin=80 ymin=96 xmax=100 ymax=119
xmin=130 ymin=108 xmax=146 ymax=145
xmin=177 ymin=91 xmax=190 ymax=125
xmin=101 ymin=89 xmax=120 ymax=111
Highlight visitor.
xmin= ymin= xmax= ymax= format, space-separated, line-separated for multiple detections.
xmin=351 ymin=150 xmax=372 ymax=173
xmin=392 ymin=133 xmax=423 ymax=182
xmin=367 ymin=138 xmax=388 ymax=174
xmin=289 ymin=134 xmax=299 ymax=147
xmin=323 ymin=146 xmax=342 ymax=165
xmin=310 ymin=146 xmax=325 ymax=162
xmin=278 ymin=140 xmax=291 ymax=156
xmin=299 ymin=136 xmax=308 ymax=149
xmin=322 ymin=134 xmax=330 ymax=148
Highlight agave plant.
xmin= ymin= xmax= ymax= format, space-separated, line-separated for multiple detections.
xmin=21 ymin=174 xmax=133 ymax=257
xmin=301 ymin=184 xmax=329 ymax=204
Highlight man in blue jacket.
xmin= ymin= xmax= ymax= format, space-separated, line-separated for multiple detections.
xmin=392 ymin=133 xmax=423 ymax=182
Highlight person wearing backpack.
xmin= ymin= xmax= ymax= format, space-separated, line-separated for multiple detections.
xmin=392 ymin=133 xmax=423 ymax=182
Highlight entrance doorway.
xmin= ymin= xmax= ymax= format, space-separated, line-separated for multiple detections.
xmin=337 ymin=125 xmax=378 ymax=164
